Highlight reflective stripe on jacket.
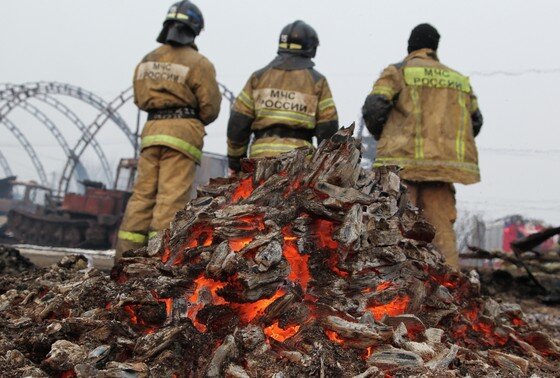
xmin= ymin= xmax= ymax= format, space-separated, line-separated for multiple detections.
xmin=227 ymin=57 xmax=338 ymax=163
xmin=369 ymin=49 xmax=481 ymax=184
xmin=134 ymin=44 xmax=221 ymax=162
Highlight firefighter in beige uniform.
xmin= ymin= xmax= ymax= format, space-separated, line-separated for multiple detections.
xmin=116 ymin=1 xmax=221 ymax=259
xmin=362 ymin=24 xmax=484 ymax=269
xmin=227 ymin=21 xmax=338 ymax=172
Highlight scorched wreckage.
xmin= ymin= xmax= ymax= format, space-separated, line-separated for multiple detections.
xmin=0 ymin=128 xmax=559 ymax=377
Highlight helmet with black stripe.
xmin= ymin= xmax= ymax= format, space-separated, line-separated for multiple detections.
xmin=278 ymin=20 xmax=319 ymax=58
xmin=157 ymin=1 xmax=205 ymax=46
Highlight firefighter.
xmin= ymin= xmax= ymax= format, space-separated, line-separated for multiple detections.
xmin=115 ymin=1 xmax=221 ymax=260
xmin=362 ymin=24 xmax=483 ymax=269
xmin=227 ymin=20 xmax=338 ymax=173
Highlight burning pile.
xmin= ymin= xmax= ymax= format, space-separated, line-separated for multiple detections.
xmin=1 ymin=127 xmax=559 ymax=377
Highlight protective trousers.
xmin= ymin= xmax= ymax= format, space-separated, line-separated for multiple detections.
xmin=404 ymin=181 xmax=459 ymax=269
xmin=115 ymin=146 xmax=196 ymax=260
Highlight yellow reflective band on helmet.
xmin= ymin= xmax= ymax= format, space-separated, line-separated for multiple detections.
xmin=256 ymin=109 xmax=315 ymax=129
xmin=279 ymin=43 xmax=303 ymax=50
xmin=237 ymin=91 xmax=254 ymax=109
xmin=250 ymin=141 xmax=313 ymax=157
xmin=141 ymin=135 xmax=202 ymax=161
xmin=371 ymin=85 xmax=396 ymax=99
xmin=404 ymin=67 xmax=471 ymax=93
xmin=167 ymin=12 xmax=189 ymax=21
xmin=148 ymin=231 xmax=158 ymax=239
xmin=118 ymin=230 xmax=147 ymax=244
xmin=318 ymin=98 xmax=335 ymax=112
xmin=373 ymin=157 xmax=480 ymax=174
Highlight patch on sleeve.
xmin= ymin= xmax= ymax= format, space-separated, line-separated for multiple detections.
xmin=136 ymin=62 xmax=190 ymax=83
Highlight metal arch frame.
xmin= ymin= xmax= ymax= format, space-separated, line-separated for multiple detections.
xmin=0 ymin=82 xmax=136 ymax=146
xmin=0 ymin=117 xmax=48 ymax=185
xmin=218 ymin=83 xmax=236 ymax=106
xmin=13 ymin=100 xmax=91 ymax=183
xmin=58 ymin=82 xmax=237 ymax=194
xmin=59 ymin=87 xmax=134 ymax=194
xmin=0 ymin=150 xmax=14 ymax=177
xmin=31 ymin=94 xmax=114 ymax=184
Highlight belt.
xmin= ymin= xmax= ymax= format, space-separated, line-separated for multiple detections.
xmin=254 ymin=125 xmax=314 ymax=143
xmin=147 ymin=107 xmax=198 ymax=121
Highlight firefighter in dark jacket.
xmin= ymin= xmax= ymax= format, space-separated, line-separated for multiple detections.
xmin=116 ymin=1 xmax=221 ymax=259
xmin=362 ymin=24 xmax=483 ymax=269
xmin=227 ymin=20 xmax=339 ymax=172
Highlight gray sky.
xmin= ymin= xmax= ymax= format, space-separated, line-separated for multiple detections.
xmin=0 ymin=0 xmax=559 ymax=223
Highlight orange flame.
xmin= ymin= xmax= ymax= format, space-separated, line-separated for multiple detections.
xmin=229 ymin=237 xmax=254 ymax=252
xmin=363 ymin=346 xmax=374 ymax=360
xmin=231 ymin=289 xmax=286 ymax=323
xmin=264 ymin=321 xmax=300 ymax=342
xmin=376 ymin=281 xmax=393 ymax=292
xmin=368 ymin=295 xmax=410 ymax=321
xmin=232 ymin=177 xmax=254 ymax=202
xmin=282 ymin=228 xmax=311 ymax=291
xmin=186 ymin=276 xmax=227 ymax=332
xmin=161 ymin=247 xmax=171 ymax=263
xmin=152 ymin=291 xmax=173 ymax=318
xmin=171 ymin=227 xmax=214 ymax=266
xmin=314 ymin=219 xmax=339 ymax=250
xmin=327 ymin=252 xmax=349 ymax=277
xmin=325 ymin=330 xmax=344 ymax=345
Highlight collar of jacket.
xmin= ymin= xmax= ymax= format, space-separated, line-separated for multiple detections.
xmin=165 ymin=42 xmax=199 ymax=51
xmin=267 ymin=53 xmax=315 ymax=71
xmin=405 ymin=48 xmax=439 ymax=63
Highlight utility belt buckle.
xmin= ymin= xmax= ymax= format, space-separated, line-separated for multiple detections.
xmin=148 ymin=107 xmax=198 ymax=121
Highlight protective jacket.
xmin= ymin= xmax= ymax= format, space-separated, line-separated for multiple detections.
xmin=227 ymin=54 xmax=338 ymax=171
xmin=134 ymin=44 xmax=221 ymax=163
xmin=362 ymin=49 xmax=483 ymax=184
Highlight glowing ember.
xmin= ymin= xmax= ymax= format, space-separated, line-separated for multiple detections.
xmin=264 ymin=321 xmax=300 ymax=342
xmin=187 ymin=276 xmax=228 ymax=332
xmin=232 ymin=289 xmax=286 ymax=323
xmin=327 ymin=252 xmax=349 ymax=277
xmin=282 ymin=227 xmax=311 ymax=291
xmin=376 ymin=281 xmax=393 ymax=292
xmin=60 ymin=371 xmax=76 ymax=378
xmin=368 ymin=295 xmax=410 ymax=321
xmin=152 ymin=291 xmax=173 ymax=318
xmin=161 ymin=247 xmax=171 ymax=263
xmin=363 ymin=346 xmax=374 ymax=360
xmin=123 ymin=305 xmax=139 ymax=325
xmin=325 ymin=330 xmax=344 ymax=345
xmin=229 ymin=237 xmax=254 ymax=252
xmin=314 ymin=219 xmax=339 ymax=250
xmin=232 ymin=176 xmax=254 ymax=202
xmin=188 ymin=276 xmax=227 ymax=305
xmin=237 ymin=215 xmax=266 ymax=231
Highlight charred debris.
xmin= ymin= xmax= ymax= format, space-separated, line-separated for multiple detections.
xmin=0 ymin=127 xmax=559 ymax=377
